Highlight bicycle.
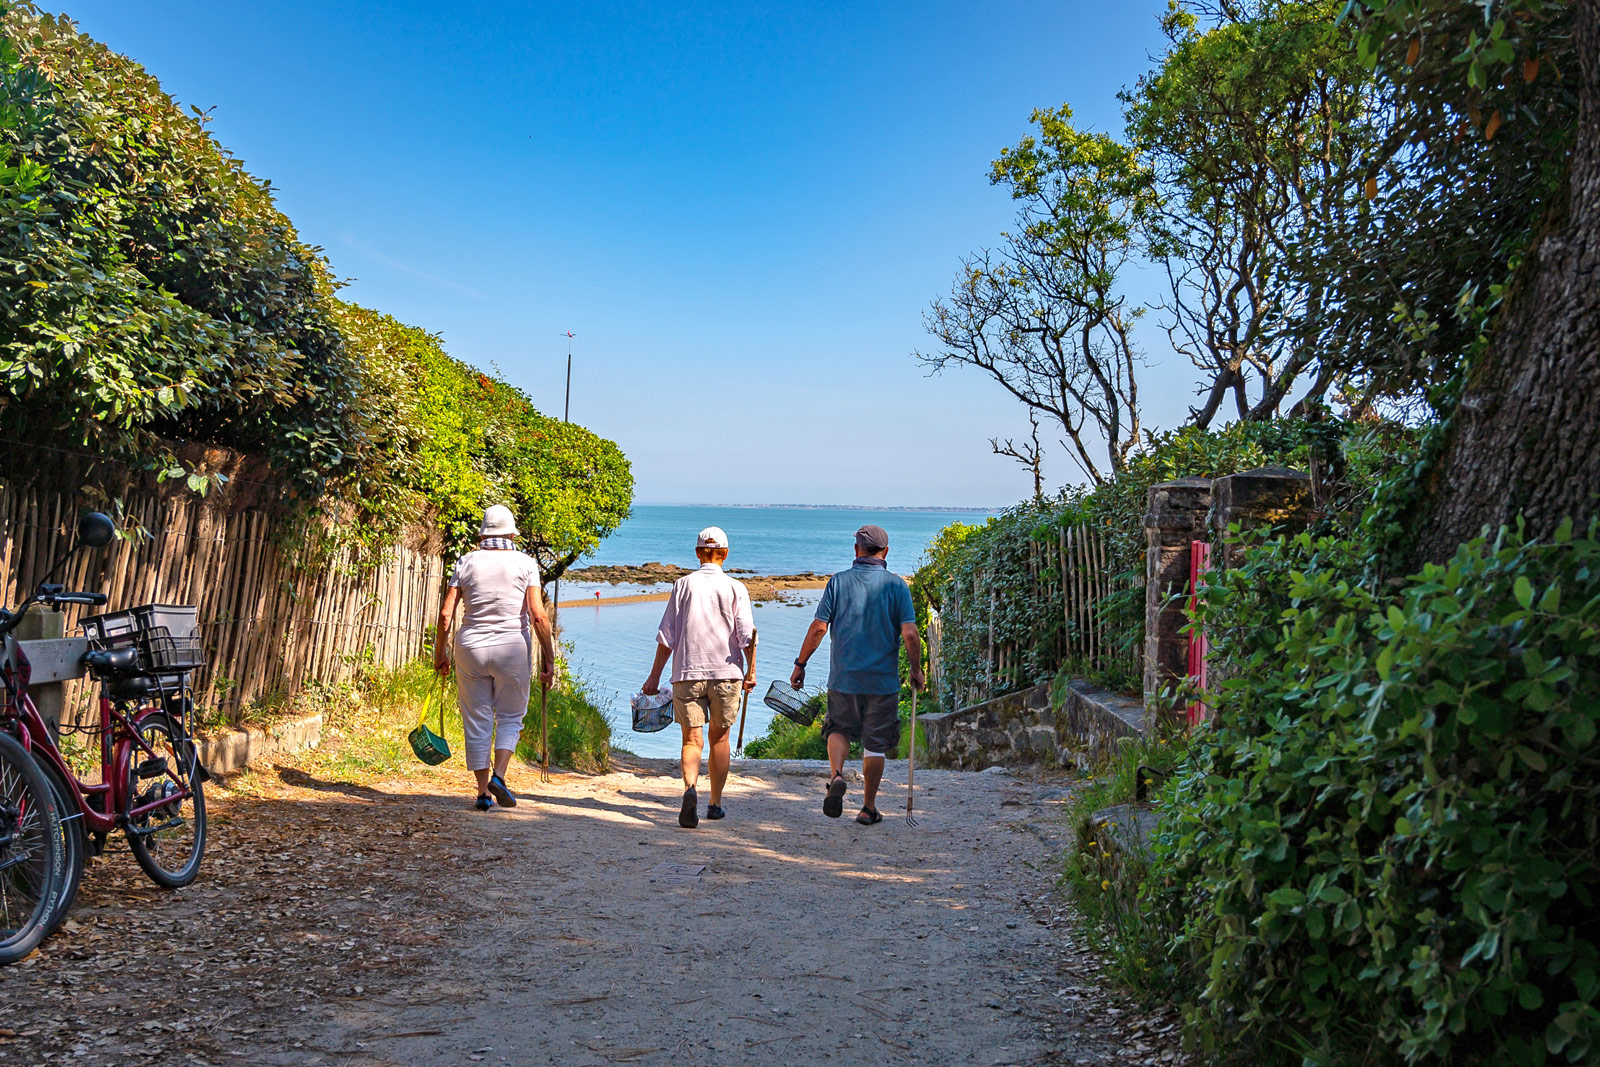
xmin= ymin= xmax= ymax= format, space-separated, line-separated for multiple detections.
xmin=0 ymin=512 xmax=208 ymax=950
xmin=0 ymin=722 xmax=64 ymax=965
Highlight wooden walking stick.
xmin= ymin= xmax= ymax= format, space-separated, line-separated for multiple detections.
xmin=735 ymin=687 xmax=751 ymax=755
xmin=541 ymin=575 xmax=558 ymax=783
xmin=735 ymin=627 xmax=756 ymax=754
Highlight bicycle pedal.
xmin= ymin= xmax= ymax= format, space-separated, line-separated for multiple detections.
xmin=136 ymin=757 xmax=168 ymax=780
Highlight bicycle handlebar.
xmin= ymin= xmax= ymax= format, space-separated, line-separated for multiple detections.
xmin=47 ymin=592 xmax=106 ymax=606
xmin=0 ymin=589 xmax=107 ymax=638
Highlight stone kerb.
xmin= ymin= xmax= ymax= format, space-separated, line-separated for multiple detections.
xmin=1142 ymin=477 xmax=1213 ymax=715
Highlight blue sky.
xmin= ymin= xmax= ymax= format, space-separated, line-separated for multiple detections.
xmin=63 ymin=1 xmax=1194 ymax=507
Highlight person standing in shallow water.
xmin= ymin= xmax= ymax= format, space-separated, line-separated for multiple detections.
xmin=641 ymin=527 xmax=757 ymax=829
xmin=434 ymin=505 xmax=557 ymax=811
xmin=791 ymin=524 xmax=924 ymax=825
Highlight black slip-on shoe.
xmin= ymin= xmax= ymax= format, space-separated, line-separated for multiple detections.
xmin=488 ymin=774 xmax=517 ymax=808
xmin=474 ymin=794 xmax=493 ymax=812
xmin=823 ymin=775 xmax=847 ymax=819
xmin=679 ymin=787 xmax=699 ymax=829
xmin=706 ymin=803 xmax=726 ymax=820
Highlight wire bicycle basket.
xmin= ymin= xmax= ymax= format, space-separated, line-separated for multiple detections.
xmin=630 ymin=690 xmax=674 ymax=733
xmin=762 ymin=680 xmax=825 ymax=726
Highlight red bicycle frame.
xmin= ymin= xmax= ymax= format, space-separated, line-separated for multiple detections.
xmin=0 ymin=642 xmax=193 ymax=834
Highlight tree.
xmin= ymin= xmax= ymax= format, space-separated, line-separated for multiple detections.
xmin=919 ymin=107 xmax=1152 ymax=485
xmin=1338 ymin=0 xmax=1597 ymax=560
xmin=992 ymin=411 xmax=1046 ymax=501
xmin=1127 ymin=0 xmax=1376 ymax=426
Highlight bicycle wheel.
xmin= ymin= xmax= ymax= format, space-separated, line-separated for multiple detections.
xmin=37 ymin=759 xmax=84 ymax=938
xmin=125 ymin=713 xmax=205 ymax=889
xmin=0 ymin=731 xmax=63 ymax=964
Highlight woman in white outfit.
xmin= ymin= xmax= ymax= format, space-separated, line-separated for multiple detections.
xmin=433 ymin=505 xmax=557 ymax=810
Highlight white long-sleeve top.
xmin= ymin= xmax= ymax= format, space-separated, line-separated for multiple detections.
xmin=654 ymin=563 xmax=755 ymax=682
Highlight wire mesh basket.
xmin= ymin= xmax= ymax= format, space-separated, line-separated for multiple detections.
xmin=81 ymin=604 xmax=203 ymax=685
xmin=762 ymin=681 xmax=826 ymax=726
xmin=630 ymin=690 xmax=675 ymax=734
xmin=140 ymin=627 xmax=205 ymax=672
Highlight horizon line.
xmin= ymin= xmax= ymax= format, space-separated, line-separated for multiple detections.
xmin=630 ymin=501 xmax=1001 ymax=512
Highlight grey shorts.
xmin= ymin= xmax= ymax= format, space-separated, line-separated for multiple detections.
xmin=821 ymin=691 xmax=900 ymax=756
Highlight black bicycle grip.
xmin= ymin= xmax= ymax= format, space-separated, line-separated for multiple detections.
xmin=53 ymin=592 xmax=107 ymax=606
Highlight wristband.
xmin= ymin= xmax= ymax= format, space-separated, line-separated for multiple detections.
xmin=793 ymin=658 xmax=806 ymax=667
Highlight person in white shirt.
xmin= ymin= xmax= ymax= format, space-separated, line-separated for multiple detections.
xmin=433 ymin=505 xmax=556 ymax=811
xmin=642 ymin=527 xmax=757 ymax=828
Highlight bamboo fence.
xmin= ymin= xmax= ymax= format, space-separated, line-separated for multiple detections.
xmin=0 ymin=483 xmax=447 ymax=728
xmin=940 ymin=522 xmax=1134 ymax=710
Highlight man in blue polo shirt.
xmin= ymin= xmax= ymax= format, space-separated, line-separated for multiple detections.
xmin=790 ymin=524 xmax=924 ymax=825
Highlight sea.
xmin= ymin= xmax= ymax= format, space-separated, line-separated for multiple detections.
xmin=557 ymin=504 xmax=992 ymax=758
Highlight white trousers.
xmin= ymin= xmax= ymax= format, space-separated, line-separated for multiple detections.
xmin=454 ymin=636 xmax=532 ymax=771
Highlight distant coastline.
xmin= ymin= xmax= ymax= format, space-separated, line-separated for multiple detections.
xmin=632 ymin=502 xmax=997 ymax=513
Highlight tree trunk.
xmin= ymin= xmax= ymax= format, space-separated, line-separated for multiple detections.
xmin=1411 ymin=0 xmax=1600 ymax=565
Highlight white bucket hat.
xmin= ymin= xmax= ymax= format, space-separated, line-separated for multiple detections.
xmin=479 ymin=504 xmax=519 ymax=538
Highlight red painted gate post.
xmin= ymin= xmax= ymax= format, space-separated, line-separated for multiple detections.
xmin=1186 ymin=540 xmax=1211 ymax=725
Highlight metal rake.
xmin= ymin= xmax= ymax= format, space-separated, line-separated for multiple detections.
xmin=905 ymin=686 xmax=920 ymax=828
xmin=539 ymin=681 xmax=551 ymax=784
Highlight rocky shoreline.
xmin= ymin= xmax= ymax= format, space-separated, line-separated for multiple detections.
xmin=563 ymin=562 xmax=828 ymax=604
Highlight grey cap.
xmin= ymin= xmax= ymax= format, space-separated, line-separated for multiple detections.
xmin=855 ymin=524 xmax=889 ymax=551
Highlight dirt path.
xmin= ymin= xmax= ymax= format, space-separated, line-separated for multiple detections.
xmin=0 ymin=753 xmax=1183 ymax=1066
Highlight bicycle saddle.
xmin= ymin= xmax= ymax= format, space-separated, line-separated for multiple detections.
xmin=84 ymin=646 xmax=140 ymax=674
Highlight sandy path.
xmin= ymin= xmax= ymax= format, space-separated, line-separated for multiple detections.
xmin=0 ymin=755 xmax=1172 ymax=1066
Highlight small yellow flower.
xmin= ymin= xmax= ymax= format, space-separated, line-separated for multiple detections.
xmin=1101 ymin=879 xmax=1111 ymax=890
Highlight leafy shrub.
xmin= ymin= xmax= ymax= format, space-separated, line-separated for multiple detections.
xmin=516 ymin=663 xmax=613 ymax=774
xmin=0 ymin=5 xmax=361 ymax=500
xmin=1059 ymin=728 xmax=1194 ymax=1001
xmin=1150 ymin=521 xmax=1600 ymax=1064
xmin=0 ymin=8 xmax=633 ymax=570
xmin=336 ymin=304 xmax=633 ymax=568
xmin=742 ymin=712 xmax=829 ymax=761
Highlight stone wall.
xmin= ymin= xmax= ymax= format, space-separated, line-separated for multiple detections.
xmin=921 ymin=680 xmax=1147 ymax=772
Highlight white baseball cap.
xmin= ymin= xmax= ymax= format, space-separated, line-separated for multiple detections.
xmin=696 ymin=526 xmax=729 ymax=549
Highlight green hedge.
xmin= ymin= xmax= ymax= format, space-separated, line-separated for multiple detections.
xmin=0 ymin=5 xmax=631 ymax=567
xmin=1144 ymin=521 xmax=1600 ymax=1064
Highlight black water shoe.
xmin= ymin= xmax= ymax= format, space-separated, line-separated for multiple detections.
xmin=823 ymin=775 xmax=847 ymax=819
xmin=488 ymin=774 xmax=517 ymax=808
xmin=679 ymin=786 xmax=699 ymax=829
xmin=474 ymin=794 xmax=493 ymax=812
xmin=706 ymin=803 xmax=725 ymax=820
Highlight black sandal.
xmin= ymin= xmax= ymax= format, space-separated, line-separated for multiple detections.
xmin=855 ymin=806 xmax=883 ymax=825
xmin=823 ymin=775 xmax=847 ymax=819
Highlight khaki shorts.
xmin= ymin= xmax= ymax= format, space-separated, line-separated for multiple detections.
xmin=672 ymin=679 xmax=742 ymax=731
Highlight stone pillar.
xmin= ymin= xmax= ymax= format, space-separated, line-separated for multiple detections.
xmin=1208 ymin=466 xmax=1315 ymax=568
xmin=16 ymin=609 xmax=66 ymax=744
xmin=1142 ymin=477 xmax=1213 ymax=714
